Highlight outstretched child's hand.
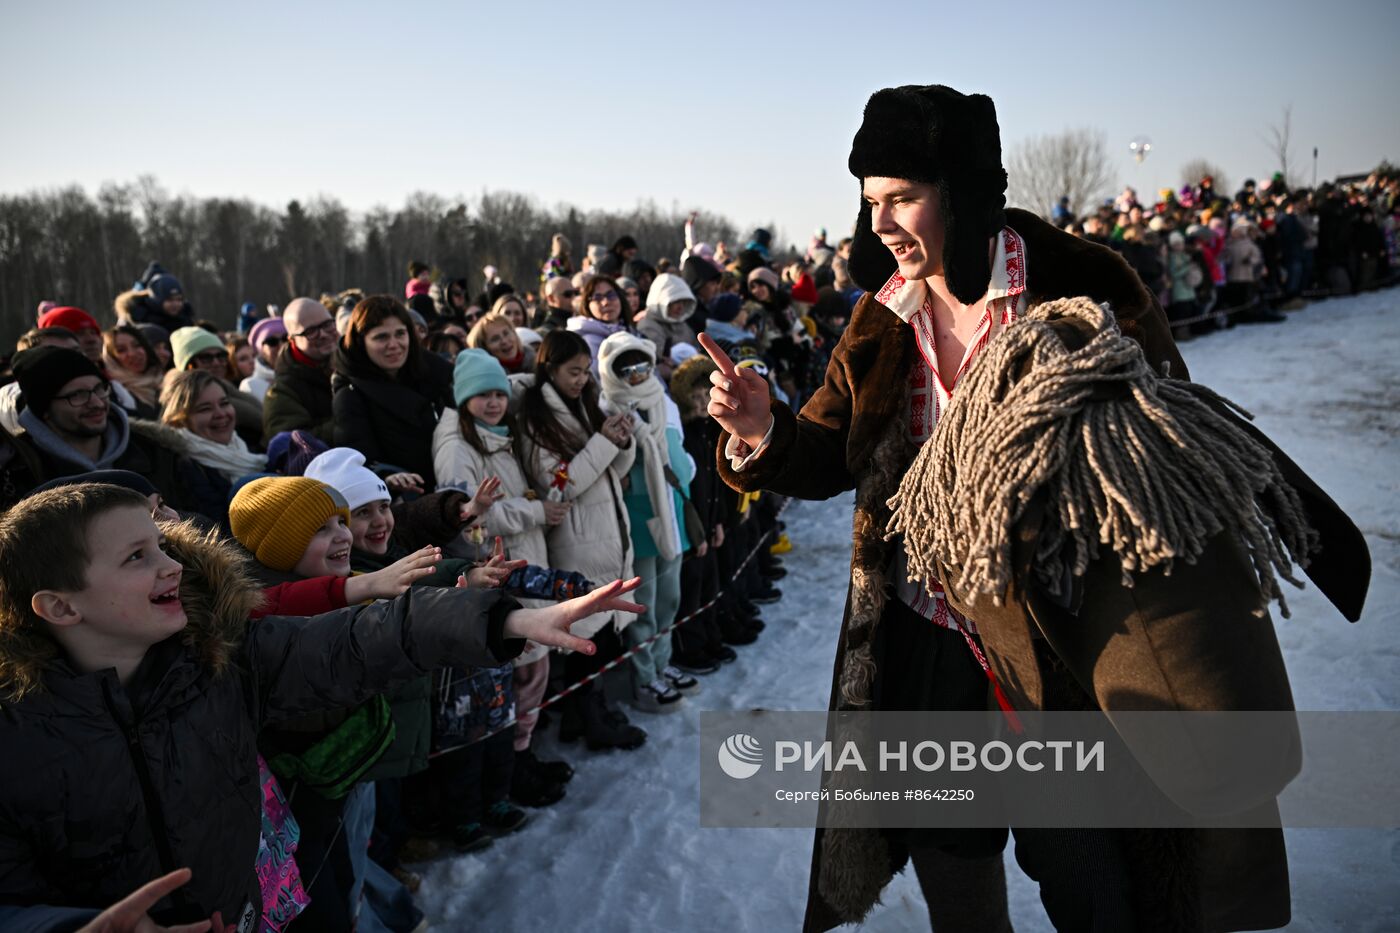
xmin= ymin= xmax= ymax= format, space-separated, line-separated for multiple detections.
xmin=78 ymin=867 xmax=211 ymax=933
xmin=457 ymin=537 xmax=526 ymax=589
xmin=503 ymin=577 xmax=645 ymax=655
xmin=461 ymin=476 xmax=504 ymax=523
xmin=385 ymin=472 xmax=426 ymax=494
xmin=344 ymin=546 xmax=442 ymax=603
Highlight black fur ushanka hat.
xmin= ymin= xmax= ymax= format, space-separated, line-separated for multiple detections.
xmin=846 ymin=84 xmax=1009 ymax=304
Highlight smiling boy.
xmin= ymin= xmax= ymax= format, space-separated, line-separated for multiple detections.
xmin=0 ymin=482 xmax=641 ymax=929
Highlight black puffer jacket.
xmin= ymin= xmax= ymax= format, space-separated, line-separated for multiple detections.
xmin=0 ymin=520 xmax=521 ymax=927
xmin=331 ymin=348 xmax=453 ymax=485
xmin=262 ymin=349 xmax=335 ymax=446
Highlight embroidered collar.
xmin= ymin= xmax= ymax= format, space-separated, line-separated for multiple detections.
xmin=873 ymin=226 xmax=1027 ymax=323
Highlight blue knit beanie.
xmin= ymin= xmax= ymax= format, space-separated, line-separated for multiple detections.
xmin=453 ymin=348 xmax=509 ymax=406
xmin=149 ymin=274 xmax=184 ymax=303
xmin=707 ymin=292 xmax=743 ymax=323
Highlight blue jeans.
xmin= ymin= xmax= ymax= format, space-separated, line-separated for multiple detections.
xmin=346 ymin=783 xmax=424 ymax=933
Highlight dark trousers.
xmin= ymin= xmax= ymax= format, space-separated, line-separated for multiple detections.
xmin=556 ymin=623 xmax=628 ymax=723
xmin=674 ymin=550 xmax=723 ymax=657
xmin=908 ymin=829 xmax=1133 ymax=933
xmin=878 ymin=598 xmax=1136 ymax=931
xmin=714 ymin=526 xmax=753 ymax=638
xmin=435 ymin=728 xmax=514 ymax=826
xmin=286 ymin=789 xmax=355 ymax=931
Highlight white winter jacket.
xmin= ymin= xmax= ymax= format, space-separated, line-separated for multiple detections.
xmin=433 ymin=408 xmax=555 ymax=664
xmin=513 ymin=378 xmax=636 ymax=639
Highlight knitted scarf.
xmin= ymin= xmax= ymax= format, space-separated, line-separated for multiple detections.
xmin=598 ymin=333 xmax=681 ymax=561
xmin=886 ymin=296 xmax=1318 ymax=618
xmin=172 ymin=426 xmax=268 ymax=482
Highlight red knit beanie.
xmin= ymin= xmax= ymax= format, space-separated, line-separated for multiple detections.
xmin=38 ymin=306 xmax=100 ymax=335
xmin=790 ymin=274 xmax=819 ymax=305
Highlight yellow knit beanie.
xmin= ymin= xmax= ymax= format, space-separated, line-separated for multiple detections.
xmin=229 ymin=476 xmax=351 ymax=572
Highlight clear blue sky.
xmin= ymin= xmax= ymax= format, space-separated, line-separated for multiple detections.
xmin=3 ymin=0 xmax=1396 ymax=254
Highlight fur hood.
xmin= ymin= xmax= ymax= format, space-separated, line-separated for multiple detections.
xmin=128 ymin=416 xmax=193 ymax=453
xmin=0 ymin=517 xmax=263 ymax=701
xmin=113 ymin=288 xmax=151 ymax=326
xmin=670 ymin=355 xmax=718 ymax=421
xmin=162 ymin=517 xmax=266 ymax=677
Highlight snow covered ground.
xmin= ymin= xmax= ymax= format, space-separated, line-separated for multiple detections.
xmin=419 ymin=289 xmax=1400 ymax=931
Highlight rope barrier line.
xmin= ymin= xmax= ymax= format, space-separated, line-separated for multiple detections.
xmin=427 ymin=499 xmax=793 ymax=760
xmin=1166 ymin=284 xmax=1367 ymax=330
xmin=1165 ymin=296 xmax=1269 ymax=329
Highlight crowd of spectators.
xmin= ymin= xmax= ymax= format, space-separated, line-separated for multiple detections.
xmin=0 ymin=220 xmax=842 ymax=931
xmin=1060 ymin=169 xmax=1398 ymax=338
xmin=1 ymin=161 xmax=1394 ymax=930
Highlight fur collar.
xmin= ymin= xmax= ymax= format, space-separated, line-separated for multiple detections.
xmin=163 ymin=517 xmax=266 ymax=677
xmin=0 ymin=518 xmax=263 ymax=704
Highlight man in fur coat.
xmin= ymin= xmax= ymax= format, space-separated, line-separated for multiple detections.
xmin=703 ymin=84 xmax=1369 ymax=932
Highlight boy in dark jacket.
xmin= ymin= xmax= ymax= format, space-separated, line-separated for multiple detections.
xmin=0 ymin=482 xmax=640 ymax=931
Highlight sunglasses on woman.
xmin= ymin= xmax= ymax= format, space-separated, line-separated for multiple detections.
xmin=617 ymin=360 xmax=654 ymax=382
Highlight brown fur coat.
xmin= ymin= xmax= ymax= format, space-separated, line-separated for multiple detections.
xmin=717 ymin=210 xmax=1369 ymax=932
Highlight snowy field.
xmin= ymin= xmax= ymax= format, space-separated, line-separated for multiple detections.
xmin=420 ymin=289 xmax=1400 ymax=931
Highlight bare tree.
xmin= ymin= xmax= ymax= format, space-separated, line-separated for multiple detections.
xmin=0 ymin=181 xmax=752 ymax=347
xmin=1006 ymin=127 xmax=1115 ymax=219
xmin=1262 ymin=105 xmax=1302 ymax=189
xmin=1180 ymin=159 xmax=1229 ymax=199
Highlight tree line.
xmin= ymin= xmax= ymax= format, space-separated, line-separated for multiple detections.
xmin=0 ymin=177 xmax=746 ymax=346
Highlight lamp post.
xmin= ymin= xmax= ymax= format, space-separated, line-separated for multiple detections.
xmin=1129 ymin=136 xmax=1153 ymax=165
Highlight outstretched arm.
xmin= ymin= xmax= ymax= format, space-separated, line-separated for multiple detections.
xmin=246 ymin=577 xmax=644 ymax=727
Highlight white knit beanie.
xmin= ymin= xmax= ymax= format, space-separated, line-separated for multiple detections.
xmin=304 ymin=447 xmax=390 ymax=512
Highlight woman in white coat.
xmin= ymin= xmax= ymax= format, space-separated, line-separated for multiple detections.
xmin=434 ymin=347 xmax=580 ymax=799
xmin=513 ymin=330 xmax=647 ymax=751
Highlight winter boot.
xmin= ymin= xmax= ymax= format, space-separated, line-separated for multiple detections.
xmin=390 ymin=867 xmax=422 ymax=894
xmin=483 ymin=800 xmax=529 ymax=835
xmin=633 ymin=678 xmax=686 ymax=714
xmin=672 ymin=649 xmax=721 ymax=675
xmin=707 ymin=644 xmax=738 ymax=665
xmin=719 ymin=606 xmax=758 ymax=645
xmin=510 ymin=757 xmax=567 ymax=808
xmin=519 ymin=747 xmax=574 ymax=784
xmin=583 ymin=691 xmax=647 ymax=750
xmin=397 ymin=836 xmax=441 ymax=865
xmin=663 ymin=665 xmax=702 ymax=696
xmin=453 ymin=823 xmax=494 ymax=852
xmin=750 ymin=583 xmax=782 ymax=605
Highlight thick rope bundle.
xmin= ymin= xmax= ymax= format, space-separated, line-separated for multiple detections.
xmin=886 ymin=296 xmax=1318 ymax=618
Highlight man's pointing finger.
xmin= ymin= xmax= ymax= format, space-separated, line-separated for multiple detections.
xmin=697 ymin=332 xmax=739 ymax=379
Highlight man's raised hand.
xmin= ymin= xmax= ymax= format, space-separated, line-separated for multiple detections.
xmin=697 ymin=333 xmax=773 ymax=451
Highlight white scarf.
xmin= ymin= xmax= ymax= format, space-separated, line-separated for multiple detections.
xmin=598 ymin=334 xmax=681 ymax=561
xmin=175 ymin=427 xmax=267 ymax=482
